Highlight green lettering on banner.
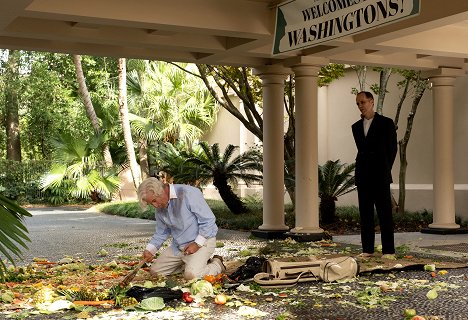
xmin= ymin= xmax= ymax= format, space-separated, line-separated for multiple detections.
xmin=273 ymin=0 xmax=420 ymax=54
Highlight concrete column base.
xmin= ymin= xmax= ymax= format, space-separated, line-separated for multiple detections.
xmin=251 ymin=229 xmax=289 ymax=240
xmin=421 ymin=227 xmax=468 ymax=235
xmin=284 ymin=231 xmax=330 ymax=242
xmin=428 ymin=222 xmax=460 ymax=229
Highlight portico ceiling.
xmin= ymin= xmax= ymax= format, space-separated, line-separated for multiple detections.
xmin=1 ymin=0 xmax=468 ymax=70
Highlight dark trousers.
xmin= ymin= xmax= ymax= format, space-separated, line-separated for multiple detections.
xmin=357 ymin=182 xmax=395 ymax=254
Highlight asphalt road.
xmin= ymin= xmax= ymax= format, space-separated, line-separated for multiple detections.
xmin=17 ymin=207 xmax=156 ymax=265
xmin=17 ymin=206 xmax=253 ymax=265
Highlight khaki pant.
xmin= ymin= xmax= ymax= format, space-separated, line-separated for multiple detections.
xmin=150 ymin=238 xmax=222 ymax=280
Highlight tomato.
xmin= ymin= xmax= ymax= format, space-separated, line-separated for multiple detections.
xmin=182 ymin=292 xmax=194 ymax=303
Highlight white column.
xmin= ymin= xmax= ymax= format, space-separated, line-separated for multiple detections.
xmin=425 ymin=68 xmax=463 ymax=229
xmin=290 ymin=63 xmax=324 ymax=234
xmin=318 ymin=86 xmax=329 ymax=164
xmin=254 ymin=66 xmax=289 ymax=231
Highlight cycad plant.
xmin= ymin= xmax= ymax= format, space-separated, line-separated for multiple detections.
xmin=0 ymin=195 xmax=31 ymax=280
xmin=157 ymin=142 xmax=201 ymax=185
xmin=40 ymin=133 xmax=120 ymax=203
xmin=162 ymin=142 xmax=263 ymax=214
xmin=318 ymin=160 xmax=356 ymax=224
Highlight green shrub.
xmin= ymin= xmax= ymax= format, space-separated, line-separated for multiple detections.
xmin=335 ymin=205 xmax=360 ymax=223
xmin=393 ymin=209 xmax=433 ymax=231
xmin=94 ymin=201 xmax=155 ymax=220
xmin=0 ymin=160 xmax=51 ymax=203
xmin=207 ymin=199 xmax=263 ymax=230
xmin=93 ymin=200 xmax=466 ymax=234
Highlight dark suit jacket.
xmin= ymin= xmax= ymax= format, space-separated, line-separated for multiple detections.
xmin=352 ymin=113 xmax=397 ymax=187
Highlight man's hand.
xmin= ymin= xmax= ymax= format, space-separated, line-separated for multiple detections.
xmin=142 ymin=250 xmax=154 ymax=262
xmin=184 ymin=242 xmax=201 ymax=255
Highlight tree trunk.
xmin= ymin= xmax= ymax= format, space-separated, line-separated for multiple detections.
xmin=5 ymin=50 xmax=22 ymax=161
xmin=376 ymin=68 xmax=392 ymax=114
xmin=72 ymin=54 xmax=113 ymax=167
xmin=393 ymin=77 xmax=410 ymax=130
xmin=213 ymin=174 xmax=248 ymax=214
xmin=354 ymin=66 xmax=367 ymax=92
xmin=196 ymin=65 xmax=263 ymax=140
xmin=398 ymin=73 xmax=426 ymax=214
xmin=118 ymin=57 xmax=141 ymax=188
xmin=284 ymin=158 xmax=296 ymax=205
xmin=138 ymin=139 xmax=149 ymax=180
xmin=284 ymin=76 xmax=296 ymax=206
xmin=398 ymin=140 xmax=407 ymax=214
xmin=319 ymin=196 xmax=336 ymax=225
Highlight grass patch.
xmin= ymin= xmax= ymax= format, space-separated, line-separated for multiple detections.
xmin=239 ymin=249 xmax=252 ymax=257
xmin=117 ymin=255 xmax=136 ymax=261
xmin=94 ymin=201 xmax=154 ymax=220
xmin=94 ymin=199 xmax=467 ymax=234
xmin=396 ymin=244 xmax=411 ymax=256
xmin=103 ymin=242 xmax=131 ymax=248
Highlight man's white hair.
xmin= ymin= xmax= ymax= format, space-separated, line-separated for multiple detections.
xmin=137 ymin=177 xmax=165 ymax=210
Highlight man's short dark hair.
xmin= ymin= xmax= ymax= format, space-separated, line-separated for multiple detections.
xmin=358 ymin=91 xmax=374 ymax=100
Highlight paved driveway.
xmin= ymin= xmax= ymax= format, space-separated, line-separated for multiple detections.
xmin=18 ymin=207 xmax=155 ymax=264
xmin=18 ymin=207 xmax=253 ymax=265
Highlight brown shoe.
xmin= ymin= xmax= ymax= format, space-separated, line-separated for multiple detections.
xmin=211 ymin=255 xmax=226 ymax=273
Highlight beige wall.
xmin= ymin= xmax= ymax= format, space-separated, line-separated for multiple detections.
xmin=116 ymin=167 xmax=137 ymax=201
xmin=323 ymin=69 xmax=435 ymax=179
xmin=198 ymin=69 xmax=468 ymax=222
xmin=203 ymin=96 xmax=242 ymax=151
xmin=325 ymin=69 xmax=468 ymax=221
xmin=203 ymin=95 xmax=264 ymax=201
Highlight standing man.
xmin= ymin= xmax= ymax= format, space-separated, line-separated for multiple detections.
xmin=352 ymin=91 xmax=398 ymax=259
xmin=137 ymin=177 xmax=225 ymax=280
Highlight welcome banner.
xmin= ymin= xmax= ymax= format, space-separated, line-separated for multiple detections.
xmin=273 ymin=0 xmax=421 ymax=54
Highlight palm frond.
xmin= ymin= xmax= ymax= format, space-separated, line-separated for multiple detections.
xmin=129 ymin=113 xmax=161 ymax=142
xmin=220 ymin=144 xmax=238 ymax=166
xmin=40 ymin=163 xmax=68 ymax=190
xmin=0 ymin=195 xmax=32 ymax=280
xmin=318 ymin=160 xmax=356 ymax=199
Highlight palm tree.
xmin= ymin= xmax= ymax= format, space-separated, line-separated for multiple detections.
xmin=5 ymin=50 xmax=22 ymax=161
xmin=126 ymin=59 xmax=155 ymax=179
xmin=40 ymin=133 xmax=120 ymax=203
xmin=72 ymin=54 xmax=113 ymax=167
xmin=182 ymin=142 xmax=263 ymax=214
xmin=118 ymin=57 xmax=141 ymax=188
xmin=126 ymin=60 xmax=218 ymax=178
xmin=318 ymin=160 xmax=356 ymax=225
xmin=145 ymin=62 xmax=218 ymax=146
xmin=0 ymin=195 xmax=31 ymax=280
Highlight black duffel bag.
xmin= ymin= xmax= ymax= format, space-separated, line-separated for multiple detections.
xmin=126 ymin=286 xmax=183 ymax=302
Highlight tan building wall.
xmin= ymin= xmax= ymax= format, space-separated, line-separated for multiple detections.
xmin=323 ymin=69 xmax=468 ymax=222
xmin=116 ymin=167 xmax=137 ymax=201
xmin=203 ymin=96 xmax=264 ymax=201
xmin=205 ymin=69 xmax=468 ymax=222
xmin=203 ymin=97 xmax=242 ymax=152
